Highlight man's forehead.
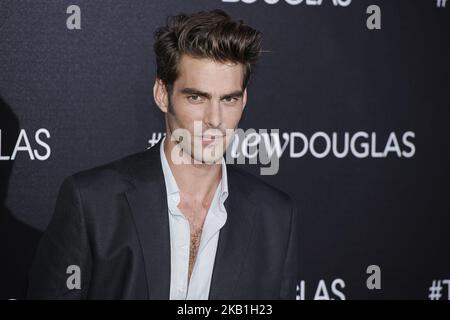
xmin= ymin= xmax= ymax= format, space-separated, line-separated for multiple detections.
xmin=175 ymin=55 xmax=244 ymax=92
xmin=178 ymin=55 xmax=243 ymax=77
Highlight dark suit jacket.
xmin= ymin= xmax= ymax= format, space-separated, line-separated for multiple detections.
xmin=27 ymin=139 xmax=299 ymax=299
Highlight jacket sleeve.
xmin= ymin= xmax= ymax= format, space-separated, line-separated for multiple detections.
xmin=27 ymin=176 xmax=92 ymax=299
xmin=279 ymin=198 xmax=299 ymax=300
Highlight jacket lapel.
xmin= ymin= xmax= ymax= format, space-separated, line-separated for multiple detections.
xmin=124 ymin=139 xmax=171 ymax=299
xmin=209 ymin=168 xmax=257 ymax=300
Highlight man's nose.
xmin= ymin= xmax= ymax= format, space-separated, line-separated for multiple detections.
xmin=204 ymin=100 xmax=222 ymax=128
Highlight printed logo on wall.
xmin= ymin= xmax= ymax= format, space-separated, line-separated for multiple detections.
xmin=148 ymin=130 xmax=415 ymax=175
xmin=221 ymin=0 xmax=352 ymax=7
xmin=0 ymin=129 xmax=51 ymax=161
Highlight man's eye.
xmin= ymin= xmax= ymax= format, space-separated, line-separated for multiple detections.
xmin=223 ymin=97 xmax=239 ymax=104
xmin=188 ymin=95 xmax=202 ymax=103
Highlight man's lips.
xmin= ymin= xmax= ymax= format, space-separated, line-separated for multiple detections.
xmin=196 ymin=135 xmax=224 ymax=140
xmin=196 ymin=135 xmax=224 ymax=145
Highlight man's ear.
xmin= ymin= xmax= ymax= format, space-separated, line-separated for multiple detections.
xmin=153 ymin=78 xmax=169 ymax=113
xmin=242 ymin=88 xmax=248 ymax=110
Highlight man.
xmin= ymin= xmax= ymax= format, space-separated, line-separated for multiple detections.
xmin=27 ymin=9 xmax=299 ymax=300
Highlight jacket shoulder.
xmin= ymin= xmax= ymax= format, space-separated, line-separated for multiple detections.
xmin=227 ymin=165 xmax=294 ymax=210
xmin=69 ymin=148 xmax=152 ymax=193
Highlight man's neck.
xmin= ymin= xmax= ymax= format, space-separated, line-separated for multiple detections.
xmin=163 ymin=135 xmax=222 ymax=204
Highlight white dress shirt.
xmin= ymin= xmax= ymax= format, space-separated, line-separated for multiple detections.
xmin=159 ymin=136 xmax=228 ymax=300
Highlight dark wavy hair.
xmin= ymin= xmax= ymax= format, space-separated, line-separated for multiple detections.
xmin=154 ymin=9 xmax=262 ymax=91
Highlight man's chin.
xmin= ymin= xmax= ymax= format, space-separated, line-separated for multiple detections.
xmin=188 ymin=143 xmax=226 ymax=164
xmin=190 ymin=153 xmax=224 ymax=165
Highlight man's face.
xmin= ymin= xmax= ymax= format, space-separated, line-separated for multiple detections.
xmin=154 ymin=54 xmax=247 ymax=164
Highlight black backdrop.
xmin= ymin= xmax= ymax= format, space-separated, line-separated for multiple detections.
xmin=0 ymin=0 xmax=449 ymax=300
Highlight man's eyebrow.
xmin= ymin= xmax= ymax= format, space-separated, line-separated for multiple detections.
xmin=180 ymin=88 xmax=212 ymax=99
xmin=220 ymin=90 xmax=244 ymax=100
xmin=180 ymin=88 xmax=243 ymax=100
